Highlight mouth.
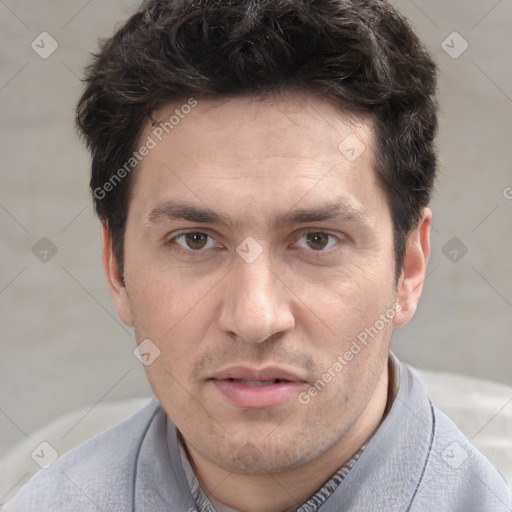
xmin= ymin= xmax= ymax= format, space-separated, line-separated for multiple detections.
xmin=225 ymin=378 xmax=291 ymax=386
xmin=209 ymin=367 xmax=307 ymax=409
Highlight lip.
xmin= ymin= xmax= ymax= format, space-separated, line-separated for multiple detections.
xmin=209 ymin=366 xmax=308 ymax=409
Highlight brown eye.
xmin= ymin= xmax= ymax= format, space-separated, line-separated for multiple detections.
xmin=171 ymin=231 xmax=221 ymax=253
xmin=184 ymin=232 xmax=209 ymax=250
xmin=306 ymin=232 xmax=331 ymax=251
xmin=185 ymin=233 xmax=208 ymax=250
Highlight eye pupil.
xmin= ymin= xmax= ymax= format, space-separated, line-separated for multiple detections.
xmin=185 ymin=232 xmax=208 ymax=250
xmin=306 ymin=232 xmax=329 ymax=250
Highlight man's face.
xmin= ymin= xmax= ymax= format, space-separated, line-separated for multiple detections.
xmin=105 ymin=95 xmax=422 ymax=475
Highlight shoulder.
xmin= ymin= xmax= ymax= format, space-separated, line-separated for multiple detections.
xmin=410 ymin=405 xmax=511 ymax=511
xmin=2 ymin=399 xmax=163 ymax=512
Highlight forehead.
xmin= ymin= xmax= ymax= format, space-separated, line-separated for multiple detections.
xmin=130 ymin=94 xmax=385 ymax=224
xmin=146 ymin=93 xmax=374 ymax=168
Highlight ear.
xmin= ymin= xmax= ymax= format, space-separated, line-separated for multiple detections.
xmin=101 ymin=224 xmax=134 ymax=327
xmin=393 ymin=208 xmax=432 ymax=327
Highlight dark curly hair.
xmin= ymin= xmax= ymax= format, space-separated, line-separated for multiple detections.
xmin=76 ymin=0 xmax=438 ymax=278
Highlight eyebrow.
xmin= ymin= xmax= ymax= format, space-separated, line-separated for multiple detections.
xmin=146 ymin=200 xmax=370 ymax=230
xmin=271 ymin=201 xmax=370 ymax=228
xmin=147 ymin=201 xmax=236 ymax=228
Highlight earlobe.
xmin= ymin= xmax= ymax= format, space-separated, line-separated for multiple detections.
xmin=393 ymin=208 xmax=432 ymax=327
xmin=101 ymin=224 xmax=134 ymax=327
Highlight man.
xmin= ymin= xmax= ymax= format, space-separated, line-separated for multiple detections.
xmin=3 ymin=0 xmax=510 ymax=510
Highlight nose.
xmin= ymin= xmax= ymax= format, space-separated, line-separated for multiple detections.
xmin=218 ymin=253 xmax=295 ymax=344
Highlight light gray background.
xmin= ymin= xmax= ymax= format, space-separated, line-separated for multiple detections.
xmin=1 ymin=0 xmax=511 ymax=468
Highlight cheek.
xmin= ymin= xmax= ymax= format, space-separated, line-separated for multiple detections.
xmin=294 ymin=262 xmax=395 ymax=401
xmin=127 ymin=259 xmax=216 ymax=331
xmin=131 ymin=300 xmax=214 ymax=417
xmin=294 ymin=259 xmax=391 ymax=330
xmin=126 ymin=268 xmax=223 ymax=398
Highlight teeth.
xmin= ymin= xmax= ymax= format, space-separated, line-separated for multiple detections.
xmin=240 ymin=379 xmax=280 ymax=386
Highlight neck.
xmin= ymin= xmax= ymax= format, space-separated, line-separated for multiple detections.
xmin=185 ymin=363 xmax=390 ymax=512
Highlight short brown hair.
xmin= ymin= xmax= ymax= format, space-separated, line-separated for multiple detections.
xmin=76 ymin=0 xmax=438 ymax=277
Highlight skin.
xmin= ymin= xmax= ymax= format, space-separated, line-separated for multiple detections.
xmin=102 ymin=94 xmax=431 ymax=512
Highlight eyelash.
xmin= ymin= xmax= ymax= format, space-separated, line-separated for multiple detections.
xmin=167 ymin=229 xmax=343 ymax=254
xmin=170 ymin=231 xmax=219 ymax=251
xmin=291 ymin=231 xmax=341 ymax=252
